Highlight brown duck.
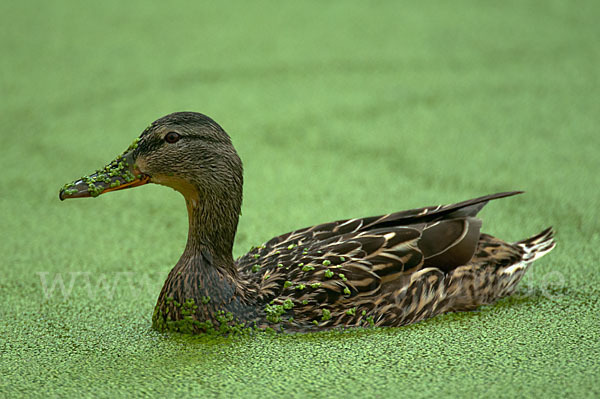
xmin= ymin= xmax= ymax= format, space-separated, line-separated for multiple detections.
xmin=59 ymin=112 xmax=555 ymax=334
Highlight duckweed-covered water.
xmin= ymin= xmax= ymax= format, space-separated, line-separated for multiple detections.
xmin=1 ymin=1 xmax=599 ymax=397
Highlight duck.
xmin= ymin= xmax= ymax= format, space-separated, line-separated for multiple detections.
xmin=59 ymin=112 xmax=556 ymax=334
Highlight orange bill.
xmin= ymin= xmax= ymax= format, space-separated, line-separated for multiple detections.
xmin=59 ymin=151 xmax=149 ymax=200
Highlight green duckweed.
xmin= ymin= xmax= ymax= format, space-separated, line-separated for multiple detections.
xmin=282 ymin=299 xmax=294 ymax=310
xmin=265 ymin=303 xmax=287 ymax=323
xmin=152 ymin=304 xmax=253 ymax=336
xmin=62 ymin=188 xmax=78 ymax=196
xmin=125 ymin=137 xmax=140 ymax=152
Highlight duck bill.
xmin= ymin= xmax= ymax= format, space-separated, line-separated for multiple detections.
xmin=59 ymin=151 xmax=149 ymax=201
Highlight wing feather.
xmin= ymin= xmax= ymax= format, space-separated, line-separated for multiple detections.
xmin=235 ymin=192 xmax=523 ymax=319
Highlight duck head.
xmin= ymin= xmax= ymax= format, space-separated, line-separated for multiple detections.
xmin=59 ymin=112 xmax=244 ymax=257
xmin=60 ymin=112 xmax=242 ymax=201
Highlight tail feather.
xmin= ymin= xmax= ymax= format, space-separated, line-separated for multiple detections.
xmin=515 ymin=227 xmax=556 ymax=263
xmin=446 ymin=227 xmax=556 ymax=311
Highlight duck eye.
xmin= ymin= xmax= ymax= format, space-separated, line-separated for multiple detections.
xmin=165 ymin=132 xmax=181 ymax=144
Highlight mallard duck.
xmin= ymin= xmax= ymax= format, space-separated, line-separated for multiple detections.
xmin=59 ymin=112 xmax=555 ymax=334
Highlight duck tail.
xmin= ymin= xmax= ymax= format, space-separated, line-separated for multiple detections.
xmin=515 ymin=227 xmax=556 ymax=264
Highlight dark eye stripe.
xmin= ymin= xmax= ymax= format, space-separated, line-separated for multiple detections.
xmin=186 ymin=135 xmax=224 ymax=145
xmin=134 ymin=132 xmax=225 ymax=156
xmin=134 ymin=135 xmax=164 ymax=155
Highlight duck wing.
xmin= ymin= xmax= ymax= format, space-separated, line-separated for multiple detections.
xmin=237 ymin=191 xmax=522 ymax=302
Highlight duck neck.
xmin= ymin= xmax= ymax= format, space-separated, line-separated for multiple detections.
xmin=183 ymin=192 xmax=240 ymax=277
xmin=152 ymin=190 xmax=250 ymax=332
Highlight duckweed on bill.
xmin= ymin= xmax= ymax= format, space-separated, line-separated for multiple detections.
xmin=62 ymin=188 xmax=78 ymax=196
xmin=125 ymin=137 xmax=140 ymax=152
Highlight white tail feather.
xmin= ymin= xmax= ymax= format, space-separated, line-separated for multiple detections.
xmin=503 ymin=228 xmax=555 ymax=275
xmin=516 ymin=227 xmax=556 ymax=263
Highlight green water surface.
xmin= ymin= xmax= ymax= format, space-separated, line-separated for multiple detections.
xmin=1 ymin=1 xmax=599 ymax=397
